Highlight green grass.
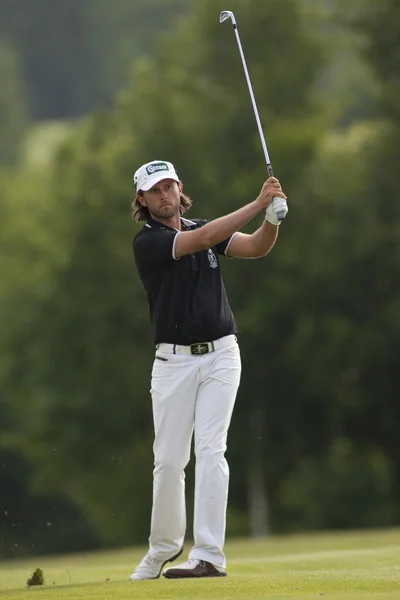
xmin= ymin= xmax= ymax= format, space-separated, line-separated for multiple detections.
xmin=0 ymin=528 xmax=399 ymax=600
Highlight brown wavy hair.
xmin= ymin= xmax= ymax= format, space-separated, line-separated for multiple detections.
xmin=131 ymin=186 xmax=192 ymax=222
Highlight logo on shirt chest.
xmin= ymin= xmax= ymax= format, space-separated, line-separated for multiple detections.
xmin=207 ymin=249 xmax=218 ymax=269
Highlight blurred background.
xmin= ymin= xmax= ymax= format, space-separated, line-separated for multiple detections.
xmin=1 ymin=0 xmax=399 ymax=559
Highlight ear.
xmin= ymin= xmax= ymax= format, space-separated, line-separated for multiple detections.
xmin=136 ymin=193 xmax=146 ymax=206
xmin=178 ymin=182 xmax=183 ymax=193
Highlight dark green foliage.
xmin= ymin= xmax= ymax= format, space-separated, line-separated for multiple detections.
xmin=278 ymin=439 xmax=395 ymax=530
xmin=0 ymin=452 xmax=98 ymax=559
xmin=2 ymin=0 xmax=400 ymax=556
xmin=354 ymin=0 xmax=400 ymax=121
xmin=0 ymin=0 xmax=329 ymax=549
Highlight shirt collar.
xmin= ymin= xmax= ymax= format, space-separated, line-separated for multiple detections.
xmin=146 ymin=217 xmax=195 ymax=231
xmin=146 ymin=217 xmax=174 ymax=231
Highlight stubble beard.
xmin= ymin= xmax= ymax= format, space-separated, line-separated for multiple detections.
xmin=152 ymin=203 xmax=180 ymax=220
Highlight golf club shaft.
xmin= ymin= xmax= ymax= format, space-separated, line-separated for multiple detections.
xmin=221 ymin=12 xmax=286 ymax=221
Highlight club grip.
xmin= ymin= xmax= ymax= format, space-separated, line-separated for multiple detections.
xmin=271 ymin=196 xmax=287 ymax=222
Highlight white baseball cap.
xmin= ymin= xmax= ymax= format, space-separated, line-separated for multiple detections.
xmin=134 ymin=160 xmax=180 ymax=192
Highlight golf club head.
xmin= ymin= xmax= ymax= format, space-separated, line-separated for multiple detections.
xmin=220 ymin=10 xmax=236 ymax=25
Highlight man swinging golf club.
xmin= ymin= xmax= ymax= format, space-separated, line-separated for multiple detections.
xmin=129 ymin=158 xmax=288 ymax=580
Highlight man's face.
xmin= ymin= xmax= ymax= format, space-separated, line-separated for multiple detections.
xmin=141 ymin=179 xmax=182 ymax=220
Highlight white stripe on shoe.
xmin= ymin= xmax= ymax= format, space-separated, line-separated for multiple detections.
xmin=129 ymin=548 xmax=183 ymax=580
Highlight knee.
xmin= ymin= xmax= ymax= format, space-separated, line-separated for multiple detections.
xmin=154 ymin=458 xmax=188 ymax=476
xmin=153 ymin=437 xmax=191 ymax=473
xmin=195 ymin=442 xmax=227 ymax=460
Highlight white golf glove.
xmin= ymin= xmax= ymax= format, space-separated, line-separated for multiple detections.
xmin=265 ymin=196 xmax=288 ymax=226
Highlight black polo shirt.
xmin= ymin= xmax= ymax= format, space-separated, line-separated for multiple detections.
xmin=133 ymin=217 xmax=238 ymax=345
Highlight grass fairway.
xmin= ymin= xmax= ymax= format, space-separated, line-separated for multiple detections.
xmin=0 ymin=528 xmax=399 ymax=600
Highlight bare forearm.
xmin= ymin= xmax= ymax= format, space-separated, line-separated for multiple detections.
xmin=201 ymin=198 xmax=263 ymax=247
xmin=174 ymin=176 xmax=284 ymax=258
xmin=250 ymin=219 xmax=279 ymax=257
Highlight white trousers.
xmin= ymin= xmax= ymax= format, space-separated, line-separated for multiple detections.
xmin=148 ymin=335 xmax=241 ymax=569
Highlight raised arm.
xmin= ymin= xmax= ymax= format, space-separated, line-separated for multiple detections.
xmin=174 ymin=177 xmax=286 ymax=258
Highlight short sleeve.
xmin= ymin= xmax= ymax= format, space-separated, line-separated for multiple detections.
xmin=133 ymin=229 xmax=179 ymax=273
xmin=216 ymin=232 xmax=239 ymax=256
xmin=196 ymin=218 xmax=237 ymax=257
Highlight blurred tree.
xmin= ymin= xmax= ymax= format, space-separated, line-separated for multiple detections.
xmin=0 ymin=40 xmax=28 ymax=164
xmin=355 ymin=0 xmax=400 ymax=122
xmin=350 ymin=0 xmax=400 ymax=519
xmin=279 ymin=438 xmax=395 ymax=530
xmin=261 ymin=0 xmax=400 ymax=525
xmin=0 ymin=166 xmax=98 ymax=557
xmin=267 ymin=120 xmax=399 ymax=529
xmin=0 ymin=451 xmax=98 ymax=558
xmin=0 ymin=117 xmax=158 ymax=545
xmin=87 ymin=0 xmax=191 ymax=108
xmin=3 ymin=0 xmax=400 ymax=555
xmin=1 ymin=0 xmax=329 ymax=547
xmin=0 ymin=0 xmax=190 ymax=119
xmin=0 ymin=0 xmax=94 ymax=118
xmin=302 ymin=0 xmax=379 ymax=127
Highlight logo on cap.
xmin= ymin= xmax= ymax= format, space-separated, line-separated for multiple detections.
xmin=146 ymin=162 xmax=169 ymax=175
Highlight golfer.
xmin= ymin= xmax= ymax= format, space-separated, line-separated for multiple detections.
xmin=129 ymin=160 xmax=288 ymax=580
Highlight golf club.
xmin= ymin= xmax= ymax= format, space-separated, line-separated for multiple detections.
xmin=220 ymin=10 xmax=286 ymax=221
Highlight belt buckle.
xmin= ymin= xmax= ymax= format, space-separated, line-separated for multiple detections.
xmin=190 ymin=343 xmax=209 ymax=355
